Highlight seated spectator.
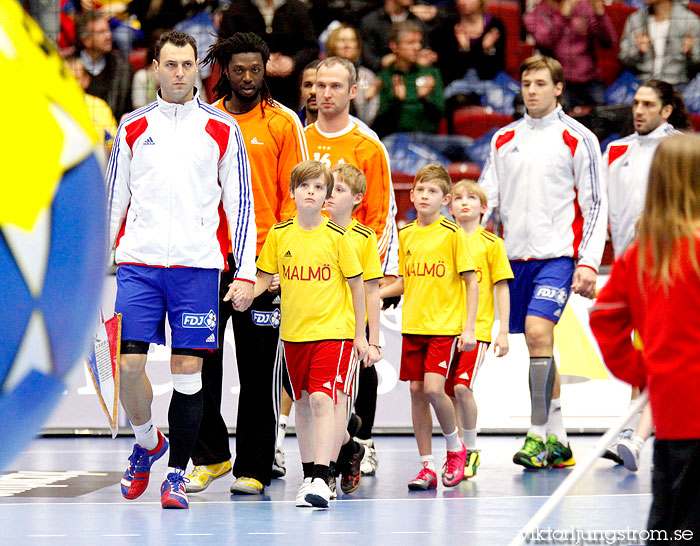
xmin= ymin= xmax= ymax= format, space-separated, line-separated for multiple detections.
xmin=360 ymin=0 xmax=438 ymax=73
xmin=326 ymin=23 xmax=380 ymax=125
xmin=77 ymin=0 xmax=143 ymax=54
xmin=373 ymin=20 xmax=445 ymax=136
xmin=430 ymin=0 xmax=506 ymax=128
xmin=619 ymin=0 xmax=700 ymax=87
xmin=218 ymin=0 xmax=319 ymax=109
xmin=64 ymin=55 xmax=118 ymax=157
xmin=431 ymin=0 xmax=506 ymax=86
xmin=76 ymin=10 xmax=133 ymax=120
xmin=524 ymin=0 xmax=616 ymax=109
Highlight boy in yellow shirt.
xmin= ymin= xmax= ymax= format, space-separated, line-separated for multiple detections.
xmin=325 ymin=163 xmax=383 ymax=496
xmin=236 ymin=160 xmax=368 ymax=508
xmin=445 ymin=179 xmax=513 ymax=479
xmin=379 ymin=164 xmax=479 ymax=489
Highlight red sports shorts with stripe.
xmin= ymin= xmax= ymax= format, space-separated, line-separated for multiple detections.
xmin=399 ymin=334 xmax=458 ymax=381
xmin=282 ymin=340 xmax=357 ymax=403
xmin=445 ymin=341 xmax=490 ymax=396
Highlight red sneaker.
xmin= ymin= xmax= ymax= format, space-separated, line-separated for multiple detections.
xmin=442 ymin=444 xmax=467 ymax=487
xmin=121 ymin=429 xmax=168 ymax=500
xmin=407 ymin=462 xmax=438 ymax=491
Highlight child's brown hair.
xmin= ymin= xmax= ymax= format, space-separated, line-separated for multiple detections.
xmin=290 ymin=160 xmax=334 ymax=199
xmin=413 ymin=163 xmax=451 ymax=196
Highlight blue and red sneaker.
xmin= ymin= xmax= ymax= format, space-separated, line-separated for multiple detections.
xmin=121 ymin=429 xmax=168 ymax=500
xmin=161 ymin=468 xmax=189 ymax=509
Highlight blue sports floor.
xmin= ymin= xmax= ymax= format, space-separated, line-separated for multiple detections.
xmin=0 ymin=435 xmax=653 ymax=545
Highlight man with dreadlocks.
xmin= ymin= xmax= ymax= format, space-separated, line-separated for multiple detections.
xmin=185 ymin=32 xmax=309 ymax=496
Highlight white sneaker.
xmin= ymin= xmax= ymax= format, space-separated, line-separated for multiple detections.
xmin=357 ymin=438 xmax=378 ymax=476
xmin=602 ymin=429 xmax=633 ymax=465
xmin=616 ymin=436 xmax=645 ymax=472
xmin=327 ymin=474 xmax=337 ymax=499
xmin=295 ymin=478 xmax=312 ymax=507
xmin=304 ymin=477 xmax=331 ymax=508
xmin=272 ymin=448 xmax=286 ymax=478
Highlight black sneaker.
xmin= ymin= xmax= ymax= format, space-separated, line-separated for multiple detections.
xmin=340 ymin=442 xmax=365 ymax=494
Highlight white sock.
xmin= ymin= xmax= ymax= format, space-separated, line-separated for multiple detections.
xmin=444 ymin=427 xmax=462 ymax=452
xmin=547 ymin=398 xmax=567 ymax=442
xmin=132 ymin=419 xmax=158 ymax=451
xmin=528 ymin=423 xmax=547 ymax=440
xmin=463 ymin=428 xmax=477 ymax=450
xmin=628 ymin=400 xmax=644 ymax=431
xmin=420 ymin=454 xmax=436 ymax=471
xmin=277 ymin=415 xmax=289 ymax=449
xmin=167 ymin=466 xmax=180 ymax=475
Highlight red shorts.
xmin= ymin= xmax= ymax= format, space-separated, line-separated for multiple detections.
xmin=445 ymin=341 xmax=490 ymax=396
xmin=399 ymin=334 xmax=458 ymax=382
xmin=282 ymin=340 xmax=357 ymax=403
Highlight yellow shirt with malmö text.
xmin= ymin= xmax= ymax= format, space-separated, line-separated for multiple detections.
xmin=256 ymin=216 xmax=363 ymax=342
xmin=399 ymin=216 xmax=475 ymax=336
xmin=465 ymin=226 xmax=514 ymax=342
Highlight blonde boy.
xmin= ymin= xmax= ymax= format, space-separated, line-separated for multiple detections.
xmin=325 ymin=163 xmax=383 ymax=495
xmin=379 ymin=164 xmax=479 ymax=490
xmin=446 ymin=179 xmax=513 ymax=478
xmin=242 ymin=160 xmax=368 ymax=508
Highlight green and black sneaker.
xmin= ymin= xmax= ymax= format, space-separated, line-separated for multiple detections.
xmin=513 ymin=433 xmax=548 ymax=469
xmin=464 ymin=449 xmax=481 ymax=479
xmin=546 ymin=434 xmax=576 ymax=468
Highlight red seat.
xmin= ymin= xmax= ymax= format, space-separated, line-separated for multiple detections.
xmin=596 ymin=3 xmax=637 ymax=86
xmin=451 ymin=106 xmax=514 ymax=139
xmin=391 ymin=172 xmax=416 ymax=225
xmin=128 ymin=47 xmax=148 ymax=72
xmin=692 ymin=114 xmax=700 ymax=133
xmin=447 ymin=162 xmax=482 ymax=182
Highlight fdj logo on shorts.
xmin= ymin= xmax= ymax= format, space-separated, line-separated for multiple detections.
xmin=534 ymin=286 xmax=569 ymax=306
xmin=251 ymin=308 xmax=281 ymax=328
xmin=182 ymin=310 xmax=217 ymax=331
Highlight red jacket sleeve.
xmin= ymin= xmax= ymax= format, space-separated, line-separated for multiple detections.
xmin=589 ymin=254 xmax=646 ymax=389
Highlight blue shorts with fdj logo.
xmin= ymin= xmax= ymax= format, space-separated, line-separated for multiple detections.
xmin=508 ymin=257 xmax=575 ymax=334
xmin=115 ymin=264 xmax=220 ymax=350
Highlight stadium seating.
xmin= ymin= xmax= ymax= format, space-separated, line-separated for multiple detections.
xmin=449 ymin=105 xmax=514 ymax=139
xmin=447 ymin=162 xmax=482 ymax=181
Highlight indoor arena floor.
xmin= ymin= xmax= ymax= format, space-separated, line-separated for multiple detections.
xmin=0 ymin=435 xmax=653 ymax=545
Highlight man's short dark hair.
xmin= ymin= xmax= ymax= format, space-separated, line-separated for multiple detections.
xmin=304 ymin=59 xmax=322 ymax=73
xmin=155 ymin=30 xmax=198 ymax=62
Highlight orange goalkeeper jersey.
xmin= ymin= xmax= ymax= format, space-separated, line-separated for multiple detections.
xmin=213 ymin=98 xmax=308 ymax=254
xmin=304 ymin=121 xmax=395 ymax=267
